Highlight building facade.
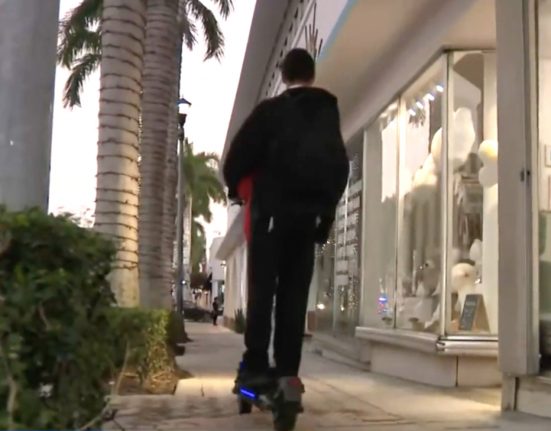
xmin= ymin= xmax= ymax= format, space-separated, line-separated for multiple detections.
xmin=217 ymin=0 xmax=551 ymax=418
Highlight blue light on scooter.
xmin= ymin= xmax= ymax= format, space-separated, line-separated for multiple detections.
xmin=240 ymin=388 xmax=257 ymax=400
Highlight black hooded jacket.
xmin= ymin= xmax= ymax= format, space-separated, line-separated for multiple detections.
xmin=223 ymin=86 xmax=348 ymax=220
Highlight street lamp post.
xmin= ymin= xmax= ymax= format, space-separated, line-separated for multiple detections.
xmin=176 ymin=98 xmax=191 ymax=317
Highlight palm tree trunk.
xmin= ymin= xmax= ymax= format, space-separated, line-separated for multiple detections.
xmin=138 ymin=0 xmax=180 ymax=309
xmin=161 ymin=39 xmax=182 ymax=307
xmin=0 ymin=0 xmax=60 ymax=211
xmin=95 ymin=0 xmax=147 ymax=307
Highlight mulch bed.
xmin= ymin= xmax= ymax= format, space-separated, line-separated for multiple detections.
xmin=118 ymin=368 xmax=193 ymax=395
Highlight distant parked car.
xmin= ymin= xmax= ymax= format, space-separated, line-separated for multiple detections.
xmin=182 ymin=300 xmax=210 ymax=322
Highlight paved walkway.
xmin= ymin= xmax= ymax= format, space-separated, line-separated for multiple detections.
xmin=107 ymin=322 xmax=551 ymax=431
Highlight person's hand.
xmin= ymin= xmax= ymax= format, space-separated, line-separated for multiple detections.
xmin=228 ymin=187 xmax=238 ymax=201
xmin=230 ymin=197 xmax=244 ymax=206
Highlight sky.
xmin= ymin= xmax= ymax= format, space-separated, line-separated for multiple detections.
xmin=49 ymin=0 xmax=256 ymax=249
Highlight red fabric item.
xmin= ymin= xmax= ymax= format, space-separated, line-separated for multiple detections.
xmin=237 ymin=176 xmax=254 ymax=242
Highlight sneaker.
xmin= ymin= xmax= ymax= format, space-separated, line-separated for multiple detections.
xmin=232 ymin=362 xmax=275 ymax=394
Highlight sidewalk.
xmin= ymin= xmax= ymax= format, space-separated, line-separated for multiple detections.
xmin=107 ymin=322 xmax=551 ymax=430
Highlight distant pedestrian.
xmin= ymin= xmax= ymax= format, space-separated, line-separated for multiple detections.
xmin=212 ymin=297 xmax=220 ymax=326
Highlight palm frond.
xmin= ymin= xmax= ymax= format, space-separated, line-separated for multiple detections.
xmin=180 ymin=14 xmax=198 ymax=49
xmin=211 ymin=0 xmax=234 ymax=19
xmin=58 ymin=27 xmax=102 ymax=68
xmin=57 ymin=0 xmax=103 ymax=67
xmin=178 ymin=2 xmax=197 ymax=49
xmin=182 ymin=139 xmax=226 ymax=224
xmin=186 ymin=0 xmax=225 ymax=60
xmin=63 ymin=53 xmax=101 ymax=108
xmin=193 ymin=219 xmax=205 ymax=236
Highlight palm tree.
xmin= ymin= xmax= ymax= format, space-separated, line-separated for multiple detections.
xmin=94 ymin=0 xmax=146 ymax=307
xmin=182 ymin=139 xmax=226 ymax=272
xmin=139 ymin=0 xmax=232 ymax=308
xmin=58 ymin=0 xmax=233 ymax=308
xmin=138 ymin=0 xmax=180 ymax=309
xmin=57 ymin=0 xmax=232 ymax=108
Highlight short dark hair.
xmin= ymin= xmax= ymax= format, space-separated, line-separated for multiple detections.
xmin=280 ymin=48 xmax=315 ymax=84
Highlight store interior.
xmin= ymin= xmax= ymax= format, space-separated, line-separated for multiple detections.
xmin=315 ymin=52 xmax=500 ymax=342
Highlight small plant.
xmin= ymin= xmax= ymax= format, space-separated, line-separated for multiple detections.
xmin=234 ymin=308 xmax=246 ymax=334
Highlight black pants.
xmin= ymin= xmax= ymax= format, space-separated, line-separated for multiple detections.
xmin=243 ymin=212 xmax=316 ymax=377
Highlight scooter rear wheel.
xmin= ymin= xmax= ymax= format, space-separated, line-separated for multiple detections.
xmin=272 ymin=403 xmax=299 ymax=431
xmin=238 ymin=397 xmax=253 ymax=415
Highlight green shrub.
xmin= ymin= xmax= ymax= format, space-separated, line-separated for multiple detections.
xmin=0 ymin=207 xmax=117 ymax=430
xmin=109 ymin=308 xmax=178 ymax=384
xmin=234 ymin=308 xmax=246 ymax=334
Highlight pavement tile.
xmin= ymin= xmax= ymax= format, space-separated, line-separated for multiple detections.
xmin=103 ymin=322 xmax=551 ymax=431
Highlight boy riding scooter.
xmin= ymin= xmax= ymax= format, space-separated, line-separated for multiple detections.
xmin=223 ymin=48 xmax=349 ymax=431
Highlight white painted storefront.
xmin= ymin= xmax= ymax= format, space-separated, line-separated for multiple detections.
xmin=219 ymin=0 xmax=551 ymax=418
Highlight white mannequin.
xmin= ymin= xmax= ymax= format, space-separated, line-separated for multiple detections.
xmin=478 ymin=140 xmax=498 ymax=187
xmin=452 ymin=107 xmax=476 ymax=168
xmin=429 ymin=107 xmax=475 ymax=172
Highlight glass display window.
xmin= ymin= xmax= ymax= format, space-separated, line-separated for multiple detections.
xmin=358 ymin=51 xmax=497 ymax=338
xmin=314 ymin=132 xmax=364 ymax=337
xmin=362 ymin=102 xmax=399 ymax=328
xmin=334 ymin=132 xmax=364 ymax=337
xmin=445 ymin=51 xmax=498 ymax=336
xmin=395 ymin=58 xmax=445 ymax=333
xmin=314 ymin=50 xmax=498 ymax=341
xmin=314 ymin=229 xmax=336 ymax=334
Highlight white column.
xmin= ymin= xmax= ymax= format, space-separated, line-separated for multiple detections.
xmin=496 ymin=0 xmax=539 ymax=377
xmin=0 ymin=0 xmax=60 ymax=210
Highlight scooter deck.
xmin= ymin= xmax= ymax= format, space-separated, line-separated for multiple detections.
xmin=236 ymin=382 xmax=277 ymax=411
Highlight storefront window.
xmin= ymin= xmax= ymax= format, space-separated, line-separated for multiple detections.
xmin=314 ymin=230 xmax=335 ymax=334
xmin=396 ymin=58 xmax=445 ymax=333
xmin=537 ymin=0 xmax=551 ymax=369
xmin=446 ymin=51 xmax=498 ymax=335
xmin=334 ymin=133 xmax=364 ymax=337
xmin=362 ymin=103 xmax=399 ymax=328
xmin=316 ymin=51 xmax=498 ymax=341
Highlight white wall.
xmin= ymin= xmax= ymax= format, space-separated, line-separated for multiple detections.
xmin=223 ymin=242 xmax=248 ymax=319
xmin=209 ymin=237 xmax=226 ymax=281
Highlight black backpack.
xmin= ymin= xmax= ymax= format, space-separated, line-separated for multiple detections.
xmin=263 ymin=91 xmax=350 ymax=217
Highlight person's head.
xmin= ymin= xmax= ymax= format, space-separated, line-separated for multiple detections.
xmin=280 ymin=48 xmax=315 ymax=87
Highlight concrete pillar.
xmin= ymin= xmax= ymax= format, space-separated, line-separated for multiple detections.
xmin=496 ymin=0 xmax=539 ymax=376
xmin=0 ymin=0 xmax=60 ymax=211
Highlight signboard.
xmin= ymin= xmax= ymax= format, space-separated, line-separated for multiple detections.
xmin=459 ymin=294 xmax=489 ymax=332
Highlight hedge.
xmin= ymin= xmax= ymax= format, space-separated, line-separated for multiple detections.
xmin=0 ymin=208 xmax=185 ymax=430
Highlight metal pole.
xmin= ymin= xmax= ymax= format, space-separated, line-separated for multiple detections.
xmin=175 ymin=115 xmax=186 ymax=316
